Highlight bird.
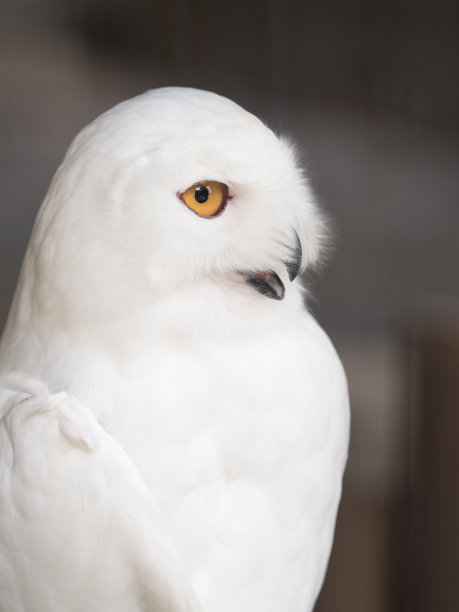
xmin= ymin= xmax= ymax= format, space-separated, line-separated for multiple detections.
xmin=0 ymin=87 xmax=349 ymax=612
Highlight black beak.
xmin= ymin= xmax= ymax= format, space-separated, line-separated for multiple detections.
xmin=244 ymin=270 xmax=285 ymax=300
xmin=242 ymin=229 xmax=302 ymax=300
xmin=283 ymin=229 xmax=302 ymax=281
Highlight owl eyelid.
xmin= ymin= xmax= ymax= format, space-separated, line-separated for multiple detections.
xmin=180 ymin=179 xmax=228 ymax=192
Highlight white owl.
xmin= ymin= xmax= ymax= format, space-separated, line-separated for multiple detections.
xmin=0 ymin=88 xmax=349 ymax=612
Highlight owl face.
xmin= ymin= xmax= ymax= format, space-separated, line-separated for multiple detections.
xmin=32 ymin=88 xmax=324 ymax=313
xmin=97 ymin=88 xmax=323 ymax=301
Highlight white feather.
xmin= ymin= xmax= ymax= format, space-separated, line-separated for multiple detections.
xmin=0 ymin=87 xmax=349 ymax=611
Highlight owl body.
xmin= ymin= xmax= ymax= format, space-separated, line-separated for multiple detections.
xmin=64 ymin=290 xmax=347 ymax=612
xmin=0 ymin=88 xmax=349 ymax=612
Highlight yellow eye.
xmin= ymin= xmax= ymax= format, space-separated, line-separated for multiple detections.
xmin=180 ymin=181 xmax=228 ymax=218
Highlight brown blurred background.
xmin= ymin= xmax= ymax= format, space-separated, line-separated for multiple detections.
xmin=1 ymin=1 xmax=459 ymax=610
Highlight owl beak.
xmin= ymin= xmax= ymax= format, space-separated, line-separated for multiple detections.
xmin=283 ymin=229 xmax=302 ymax=281
xmin=242 ymin=229 xmax=302 ymax=300
xmin=243 ymin=270 xmax=285 ymax=300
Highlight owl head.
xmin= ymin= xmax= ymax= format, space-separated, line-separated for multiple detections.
xmin=3 ymin=88 xmax=326 ymax=359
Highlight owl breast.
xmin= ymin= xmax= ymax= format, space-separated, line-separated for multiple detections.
xmin=86 ymin=311 xmax=349 ymax=612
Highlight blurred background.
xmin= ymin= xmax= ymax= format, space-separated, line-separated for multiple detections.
xmin=1 ymin=0 xmax=458 ymax=609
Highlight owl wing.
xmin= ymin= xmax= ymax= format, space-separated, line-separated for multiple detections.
xmin=0 ymin=374 xmax=202 ymax=612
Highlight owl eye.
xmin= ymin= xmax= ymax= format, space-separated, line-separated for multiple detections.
xmin=180 ymin=181 xmax=228 ymax=218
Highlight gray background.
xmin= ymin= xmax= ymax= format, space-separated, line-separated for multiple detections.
xmin=1 ymin=1 xmax=458 ymax=610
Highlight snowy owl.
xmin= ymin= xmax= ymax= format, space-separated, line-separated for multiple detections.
xmin=0 ymin=87 xmax=349 ymax=612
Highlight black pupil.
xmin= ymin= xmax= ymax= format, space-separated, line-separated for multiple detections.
xmin=194 ymin=186 xmax=209 ymax=204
